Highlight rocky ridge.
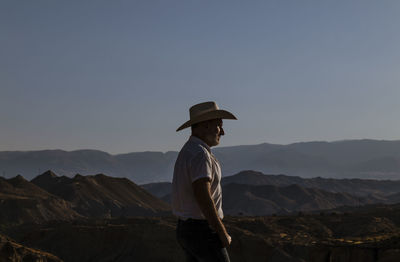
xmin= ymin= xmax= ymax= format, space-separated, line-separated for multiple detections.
xmin=0 ymin=233 xmax=62 ymax=262
xmin=31 ymin=170 xmax=171 ymax=218
xmin=0 ymin=175 xmax=81 ymax=225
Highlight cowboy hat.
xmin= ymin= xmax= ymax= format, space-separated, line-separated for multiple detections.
xmin=176 ymin=101 xmax=237 ymax=132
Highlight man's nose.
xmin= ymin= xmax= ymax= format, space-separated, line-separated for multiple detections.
xmin=220 ymin=127 xmax=225 ymax=136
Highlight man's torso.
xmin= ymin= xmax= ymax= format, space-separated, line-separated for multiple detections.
xmin=171 ymin=136 xmax=223 ymax=219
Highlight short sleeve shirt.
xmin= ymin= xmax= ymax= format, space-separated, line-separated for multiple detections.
xmin=172 ymin=136 xmax=223 ymax=219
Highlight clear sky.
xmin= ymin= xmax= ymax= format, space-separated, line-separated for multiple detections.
xmin=1 ymin=1 xmax=400 ymax=154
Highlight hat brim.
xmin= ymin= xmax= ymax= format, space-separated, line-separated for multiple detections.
xmin=176 ymin=110 xmax=237 ymax=132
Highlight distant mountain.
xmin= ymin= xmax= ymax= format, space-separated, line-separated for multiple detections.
xmin=141 ymin=170 xmax=400 ymax=202
xmin=0 ymin=175 xmax=81 ymax=224
xmin=214 ymin=139 xmax=400 ymax=179
xmin=223 ymin=170 xmax=400 ymax=197
xmin=222 ymin=183 xmax=380 ymax=216
xmin=385 ymin=192 xmax=400 ymax=204
xmin=0 ymin=150 xmax=177 ymax=183
xmin=141 ymin=182 xmax=172 ymax=199
xmin=2 ymin=139 xmax=400 ymax=183
xmin=32 ymin=170 xmax=171 ymax=218
xmin=140 ymin=171 xmax=392 ymax=216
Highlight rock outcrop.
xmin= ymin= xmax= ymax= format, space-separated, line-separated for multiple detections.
xmin=0 ymin=175 xmax=81 ymax=224
xmin=0 ymin=233 xmax=62 ymax=262
xmin=32 ymin=171 xmax=171 ymax=218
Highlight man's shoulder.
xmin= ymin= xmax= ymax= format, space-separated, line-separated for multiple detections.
xmin=179 ymin=140 xmax=210 ymax=160
xmin=185 ymin=139 xmax=210 ymax=154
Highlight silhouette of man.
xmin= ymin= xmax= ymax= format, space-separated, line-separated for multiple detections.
xmin=172 ymin=101 xmax=237 ymax=262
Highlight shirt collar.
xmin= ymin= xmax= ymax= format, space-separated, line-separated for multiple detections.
xmin=189 ymin=135 xmax=211 ymax=153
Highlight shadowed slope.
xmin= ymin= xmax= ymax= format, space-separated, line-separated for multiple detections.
xmin=140 ymin=182 xmax=172 ymax=198
xmin=140 ymin=173 xmax=386 ymax=216
xmin=0 ymin=233 xmax=62 ymax=262
xmin=7 ymin=207 xmax=400 ymax=262
xmin=223 ymin=170 xmax=400 ymax=197
xmin=222 ymin=183 xmax=380 ymax=216
xmin=32 ymin=170 xmax=171 ymax=218
xmin=0 ymin=175 xmax=81 ymax=224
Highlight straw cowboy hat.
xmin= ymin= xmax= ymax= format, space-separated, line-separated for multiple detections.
xmin=176 ymin=101 xmax=237 ymax=131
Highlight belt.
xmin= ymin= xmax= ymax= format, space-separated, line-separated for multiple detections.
xmin=178 ymin=216 xmax=206 ymax=221
xmin=177 ymin=218 xmax=217 ymax=232
xmin=178 ymin=218 xmax=208 ymax=224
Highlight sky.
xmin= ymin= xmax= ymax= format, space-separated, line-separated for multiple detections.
xmin=1 ymin=1 xmax=400 ymax=154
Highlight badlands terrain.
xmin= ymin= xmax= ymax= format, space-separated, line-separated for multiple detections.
xmin=1 ymin=170 xmax=400 ymax=261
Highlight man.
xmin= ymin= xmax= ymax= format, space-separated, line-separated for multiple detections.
xmin=172 ymin=101 xmax=237 ymax=262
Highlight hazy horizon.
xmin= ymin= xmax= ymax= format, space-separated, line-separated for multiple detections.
xmin=1 ymin=137 xmax=400 ymax=155
xmin=2 ymin=1 xmax=400 ymax=154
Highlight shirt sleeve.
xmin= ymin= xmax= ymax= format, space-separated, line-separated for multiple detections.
xmin=189 ymin=150 xmax=212 ymax=183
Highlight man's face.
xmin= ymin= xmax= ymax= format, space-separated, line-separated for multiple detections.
xmin=204 ymin=118 xmax=224 ymax=147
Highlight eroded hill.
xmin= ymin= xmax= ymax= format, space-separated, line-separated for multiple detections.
xmin=0 ymin=175 xmax=81 ymax=225
xmin=5 ymin=207 xmax=400 ymax=262
xmin=0 ymin=233 xmax=62 ymax=262
xmin=31 ymin=170 xmax=171 ymax=218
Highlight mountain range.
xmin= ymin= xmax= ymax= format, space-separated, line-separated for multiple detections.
xmin=221 ymin=170 xmax=400 ymax=197
xmin=3 ymin=139 xmax=400 ymax=183
xmin=0 ymin=171 xmax=170 ymax=225
xmin=222 ymin=183 xmax=378 ymax=216
xmin=3 ymin=169 xmax=400 ymax=261
xmin=0 ymin=150 xmax=177 ymax=184
xmin=3 ymin=169 xmax=399 ymax=222
xmin=142 ymin=170 xmax=400 ymax=216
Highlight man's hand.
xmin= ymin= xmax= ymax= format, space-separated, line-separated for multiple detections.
xmin=192 ymin=178 xmax=231 ymax=247
xmin=219 ymin=231 xmax=232 ymax=247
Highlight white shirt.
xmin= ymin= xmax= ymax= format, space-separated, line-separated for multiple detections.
xmin=172 ymin=136 xmax=223 ymax=219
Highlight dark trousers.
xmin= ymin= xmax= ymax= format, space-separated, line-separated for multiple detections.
xmin=176 ymin=219 xmax=230 ymax=262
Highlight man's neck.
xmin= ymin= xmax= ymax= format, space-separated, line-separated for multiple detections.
xmin=191 ymin=134 xmax=212 ymax=148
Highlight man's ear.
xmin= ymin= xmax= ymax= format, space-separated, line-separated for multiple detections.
xmin=197 ymin=121 xmax=207 ymax=130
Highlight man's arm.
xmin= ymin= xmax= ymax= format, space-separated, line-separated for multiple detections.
xmin=192 ymin=177 xmax=231 ymax=247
